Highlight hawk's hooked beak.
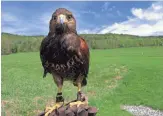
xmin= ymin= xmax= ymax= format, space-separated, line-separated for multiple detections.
xmin=55 ymin=14 xmax=68 ymax=33
xmin=58 ymin=14 xmax=67 ymax=24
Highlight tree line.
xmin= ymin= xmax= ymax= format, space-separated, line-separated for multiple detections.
xmin=2 ymin=33 xmax=163 ymax=55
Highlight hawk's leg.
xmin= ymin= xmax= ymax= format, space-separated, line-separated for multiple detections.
xmin=45 ymin=74 xmax=64 ymax=116
xmin=70 ymin=76 xmax=88 ymax=107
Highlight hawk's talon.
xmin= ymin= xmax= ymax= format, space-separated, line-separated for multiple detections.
xmin=45 ymin=102 xmax=63 ymax=116
xmin=69 ymin=101 xmax=88 ymax=108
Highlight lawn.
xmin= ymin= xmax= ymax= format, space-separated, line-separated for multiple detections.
xmin=2 ymin=47 xmax=163 ymax=116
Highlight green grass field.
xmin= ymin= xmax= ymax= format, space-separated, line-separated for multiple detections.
xmin=2 ymin=47 xmax=163 ymax=116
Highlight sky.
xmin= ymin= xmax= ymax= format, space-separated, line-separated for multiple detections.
xmin=1 ymin=1 xmax=163 ymax=36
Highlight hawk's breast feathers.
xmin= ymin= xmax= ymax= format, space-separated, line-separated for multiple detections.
xmin=40 ymin=33 xmax=89 ymax=79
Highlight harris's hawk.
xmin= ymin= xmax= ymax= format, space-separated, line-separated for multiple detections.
xmin=40 ymin=8 xmax=89 ymax=115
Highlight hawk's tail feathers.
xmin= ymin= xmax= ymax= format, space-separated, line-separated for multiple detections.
xmin=43 ymin=70 xmax=47 ymax=78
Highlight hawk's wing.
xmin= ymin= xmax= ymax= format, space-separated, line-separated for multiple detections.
xmin=78 ymin=37 xmax=90 ymax=77
xmin=40 ymin=36 xmax=51 ymax=77
xmin=61 ymin=34 xmax=90 ymax=77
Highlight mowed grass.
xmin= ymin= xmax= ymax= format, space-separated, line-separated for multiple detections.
xmin=2 ymin=47 xmax=163 ymax=116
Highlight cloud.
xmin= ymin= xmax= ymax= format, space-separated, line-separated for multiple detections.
xmin=1 ymin=12 xmax=27 ymax=34
xmin=102 ymin=2 xmax=110 ymax=12
xmin=152 ymin=2 xmax=163 ymax=10
xmin=98 ymin=1 xmax=163 ymax=36
xmin=101 ymin=2 xmax=116 ymax=12
xmin=78 ymin=28 xmax=101 ymax=34
xmin=131 ymin=6 xmax=163 ymax=21
xmin=2 ymin=11 xmax=49 ymax=35
xmin=80 ymin=10 xmax=100 ymax=18
xmin=2 ymin=12 xmax=18 ymax=22
xmin=116 ymin=10 xmax=122 ymax=16
xmin=40 ymin=12 xmax=51 ymax=25
xmin=99 ymin=19 xmax=163 ymax=36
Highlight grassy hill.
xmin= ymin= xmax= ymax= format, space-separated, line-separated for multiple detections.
xmin=1 ymin=32 xmax=163 ymax=55
xmin=2 ymin=47 xmax=163 ymax=115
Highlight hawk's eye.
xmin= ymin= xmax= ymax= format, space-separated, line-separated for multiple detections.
xmin=53 ymin=16 xmax=57 ymax=20
xmin=67 ymin=15 xmax=72 ymax=20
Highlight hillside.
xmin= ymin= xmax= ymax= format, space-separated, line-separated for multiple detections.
xmin=1 ymin=32 xmax=163 ymax=55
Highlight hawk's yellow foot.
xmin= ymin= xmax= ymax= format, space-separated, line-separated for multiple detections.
xmin=45 ymin=102 xmax=63 ymax=116
xmin=45 ymin=92 xmax=64 ymax=116
xmin=69 ymin=100 xmax=88 ymax=108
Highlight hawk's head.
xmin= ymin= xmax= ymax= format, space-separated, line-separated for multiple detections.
xmin=49 ymin=8 xmax=76 ymax=35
